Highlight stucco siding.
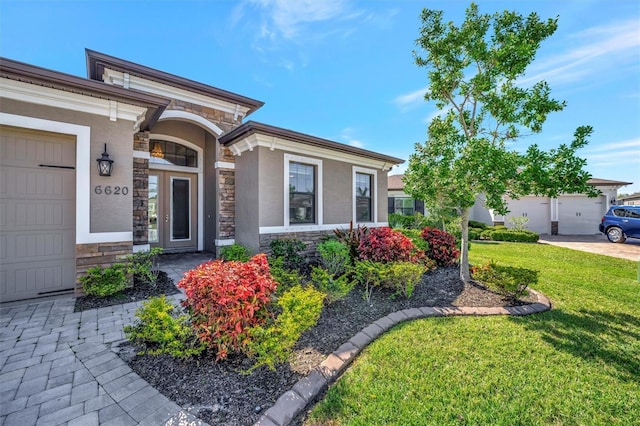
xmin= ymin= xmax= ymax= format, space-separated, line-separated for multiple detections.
xmin=150 ymin=120 xmax=207 ymax=150
xmin=1 ymin=98 xmax=134 ymax=233
xmin=323 ymin=159 xmax=352 ymax=224
xmin=236 ymin=150 xmax=260 ymax=252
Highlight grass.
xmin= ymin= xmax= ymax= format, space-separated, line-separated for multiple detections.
xmin=306 ymin=242 xmax=640 ymax=425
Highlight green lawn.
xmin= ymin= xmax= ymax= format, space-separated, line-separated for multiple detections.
xmin=307 ymin=242 xmax=640 ymax=425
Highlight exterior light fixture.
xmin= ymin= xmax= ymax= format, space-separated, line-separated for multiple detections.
xmin=150 ymin=141 xmax=164 ymax=159
xmin=96 ymin=143 xmax=114 ymax=176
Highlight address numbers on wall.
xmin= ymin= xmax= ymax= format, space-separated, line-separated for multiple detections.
xmin=94 ymin=185 xmax=129 ymax=195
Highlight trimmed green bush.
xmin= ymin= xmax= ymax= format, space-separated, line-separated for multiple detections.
xmin=353 ymin=260 xmax=386 ymax=304
xmin=317 ymin=240 xmax=350 ymax=276
xmin=469 ymin=220 xmax=488 ymax=229
xmin=245 ymin=285 xmax=325 ymax=371
xmin=471 ymin=261 xmax=536 ymax=303
xmin=80 ymin=264 xmax=128 ymax=297
xmin=124 ymin=296 xmax=204 ymax=358
xmin=270 ymin=238 xmax=306 ymax=270
xmin=269 ymin=256 xmax=304 ymax=296
xmin=490 ymin=230 xmax=539 ymax=242
xmin=381 ymin=262 xmax=425 ymax=299
xmin=388 ymin=212 xmax=430 ymax=230
xmin=125 ymin=247 xmax=163 ymax=286
xmin=220 ymin=243 xmax=252 ymax=262
xmin=311 ymin=266 xmax=354 ymax=302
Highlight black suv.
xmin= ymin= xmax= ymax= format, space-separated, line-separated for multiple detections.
xmin=599 ymin=206 xmax=640 ymax=243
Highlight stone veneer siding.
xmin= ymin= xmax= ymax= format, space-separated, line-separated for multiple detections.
xmin=75 ymin=242 xmax=133 ymax=294
xmin=217 ymin=147 xmax=236 ymax=240
xmin=133 ymin=131 xmax=150 ymax=245
xmin=551 ymin=221 xmax=558 ymax=235
xmin=259 ymin=230 xmax=336 ymax=259
xmin=492 ymin=221 xmax=505 ymax=227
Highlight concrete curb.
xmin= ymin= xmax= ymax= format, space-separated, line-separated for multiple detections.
xmin=255 ymin=289 xmax=552 ymax=426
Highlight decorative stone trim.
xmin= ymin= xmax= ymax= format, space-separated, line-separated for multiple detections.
xmin=255 ymin=288 xmax=552 ymax=426
xmin=75 ymin=242 xmax=133 ymax=294
xmin=259 ymin=230 xmax=335 ymax=258
xmin=551 ymin=221 xmax=559 ymax=235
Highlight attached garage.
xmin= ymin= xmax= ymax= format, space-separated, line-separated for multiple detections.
xmin=503 ymin=196 xmax=551 ymax=234
xmin=558 ymin=195 xmax=607 ymax=235
xmin=0 ymin=126 xmax=76 ymax=302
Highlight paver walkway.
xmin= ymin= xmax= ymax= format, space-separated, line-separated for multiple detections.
xmin=0 ymin=253 xmax=212 ymax=426
xmin=1 ymin=252 xmax=551 ymax=426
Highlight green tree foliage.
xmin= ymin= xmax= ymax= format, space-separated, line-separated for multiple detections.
xmin=404 ymin=3 xmax=597 ymax=281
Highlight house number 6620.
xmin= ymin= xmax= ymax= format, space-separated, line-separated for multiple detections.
xmin=94 ymin=185 xmax=129 ymax=195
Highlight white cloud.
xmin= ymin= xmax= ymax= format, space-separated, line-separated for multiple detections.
xmin=248 ymin=0 xmax=352 ymax=40
xmin=393 ymin=86 xmax=428 ymax=112
xmin=340 ymin=127 xmax=365 ymax=148
xmin=520 ymin=18 xmax=640 ymax=87
xmin=586 ymin=138 xmax=640 ymax=153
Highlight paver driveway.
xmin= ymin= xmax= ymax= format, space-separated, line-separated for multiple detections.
xmin=538 ymin=234 xmax=640 ymax=261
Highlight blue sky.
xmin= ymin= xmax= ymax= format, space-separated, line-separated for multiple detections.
xmin=2 ymin=0 xmax=639 ymax=193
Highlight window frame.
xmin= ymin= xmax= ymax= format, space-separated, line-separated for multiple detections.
xmin=352 ymin=166 xmax=377 ymax=224
xmin=285 ymin=154 xmax=323 ymax=226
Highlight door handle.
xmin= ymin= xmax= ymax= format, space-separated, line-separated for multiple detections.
xmin=165 ymin=214 xmax=169 ymax=223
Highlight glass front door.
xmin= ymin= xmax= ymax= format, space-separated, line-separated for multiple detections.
xmin=149 ymin=171 xmax=198 ymax=251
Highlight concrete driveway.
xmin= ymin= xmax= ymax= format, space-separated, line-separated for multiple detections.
xmin=538 ymin=234 xmax=640 ymax=261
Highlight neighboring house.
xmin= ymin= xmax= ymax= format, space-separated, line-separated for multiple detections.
xmin=387 ymin=174 xmax=425 ymax=216
xmin=0 ymin=50 xmax=402 ymax=303
xmin=387 ymin=174 xmax=631 ymax=235
xmin=619 ymin=193 xmax=640 ymax=206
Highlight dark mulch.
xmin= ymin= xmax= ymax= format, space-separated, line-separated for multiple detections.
xmin=73 ymin=271 xmax=179 ymax=312
xmin=113 ymin=267 xmax=536 ymax=426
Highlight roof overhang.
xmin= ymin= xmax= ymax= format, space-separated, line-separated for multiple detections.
xmin=0 ymin=57 xmax=169 ymax=131
xmin=86 ymin=49 xmax=264 ymax=119
xmin=220 ymin=121 xmax=404 ymax=171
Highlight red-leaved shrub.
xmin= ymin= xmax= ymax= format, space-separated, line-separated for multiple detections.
xmin=358 ymin=227 xmax=424 ymax=263
xmin=420 ymin=227 xmax=459 ymax=267
xmin=177 ymin=254 xmax=277 ymax=360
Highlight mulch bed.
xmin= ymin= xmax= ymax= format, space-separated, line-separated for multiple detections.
xmin=73 ymin=271 xmax=179 ymax=312
xmin=109 ymin=266 xmax=535 ymax=426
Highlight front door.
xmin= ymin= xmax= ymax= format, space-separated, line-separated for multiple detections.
xmin=149 ymin=171 xmax=198 ymax=251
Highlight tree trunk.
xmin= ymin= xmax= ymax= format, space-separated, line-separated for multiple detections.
xmin=459 ymin=208 xmax=471 ymax=282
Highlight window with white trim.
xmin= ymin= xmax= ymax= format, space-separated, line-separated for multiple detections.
xmin=353 ymin=166 xmax=377 ymax=223
xmin=285 ymin=154 xmax=323 ymax=226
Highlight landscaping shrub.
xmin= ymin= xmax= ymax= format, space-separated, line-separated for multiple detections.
xmin=380 ymin=262 xmax=425 ymax=299
xmin=468 ymin=228 xmax=482 ymax=240
xmin=269 ymin=256 xmax=304 ymax=296
xmin=244 ymin=285 xmax=325 ymax=371
xmin=334 ymin=222 xmax=369 ymax=264
xmin=220 ymin=243 xmax=251 ymax=262
xmin=388 ymin=212 xmax=430 ymax=230
xmin=124 ymin=296 xmax=204 ymax=358
xmin=490 ymin=230 xmax=539 ymax=242
xmin=468 ymin=220 xmax=488 ymax=229
xmin=310 ymin=267 xmax=354 ymax=302
xmin=125 ymin=247 xmax=163 ymax=286
xmin=420 ymin=227 xmax=460 ymax=267
xmin=270 ymin=238 xmax=306 ymax=270
xmin=177 ymin=254 xmax=277 ymax=360
xmin=471 ymin=261 xmax=536 ymax=303
xmin=317 ymin=240 xmax=350 ymax=276
xmin=353 ymin=260 xmax=387 ymax=304
xmin=80 ymin=264 xmax=128 ymax=297
xmin=358 ymin=227 xmax=424 ymax=264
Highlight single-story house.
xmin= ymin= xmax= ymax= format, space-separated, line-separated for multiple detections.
xmin=387 ymin=174 xmax=632 ymax=235
xmin=0 ymin=50 xmax=402 ymax=303
xmin=388 ymin=174 xmax=425 ymax=216
xmin=619 ymin=193 xmax=640 ymax=206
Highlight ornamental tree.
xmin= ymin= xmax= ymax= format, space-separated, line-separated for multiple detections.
xmin=404 ymin=3 xmax=597 ymax=281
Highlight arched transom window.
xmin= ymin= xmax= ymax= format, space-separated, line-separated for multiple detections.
xmin=149 ymin=140 xmax=198 ymax=167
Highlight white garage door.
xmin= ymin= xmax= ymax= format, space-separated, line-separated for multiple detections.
xmin=558 ymin=195 xmax=607 ymax=235
xmin=504 ymin=196 xmax=551 ymax=234
xmin=0 ymin=126 xmax=76 ymax=302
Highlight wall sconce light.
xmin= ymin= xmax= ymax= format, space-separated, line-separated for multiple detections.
xmin=96 ymin=143 xmax=114 ymax=176
xmin=150 ymin=141 xmax=164 ymax=159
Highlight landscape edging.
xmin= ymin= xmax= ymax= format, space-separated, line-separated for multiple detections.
xmin=255 ymin=288 xmax=552 ymax=426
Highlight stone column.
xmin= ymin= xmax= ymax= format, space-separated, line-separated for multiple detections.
xmin=133 ymin=132 xmax=150 ymax=246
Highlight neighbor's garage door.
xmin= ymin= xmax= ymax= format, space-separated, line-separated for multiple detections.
xmin=0 ymin=126 xmax=76 ymax=302
xmin=504 ymin=196 xmax=551 ymax=234
xmin=558 ymin=195 xmax=607 ymax=235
